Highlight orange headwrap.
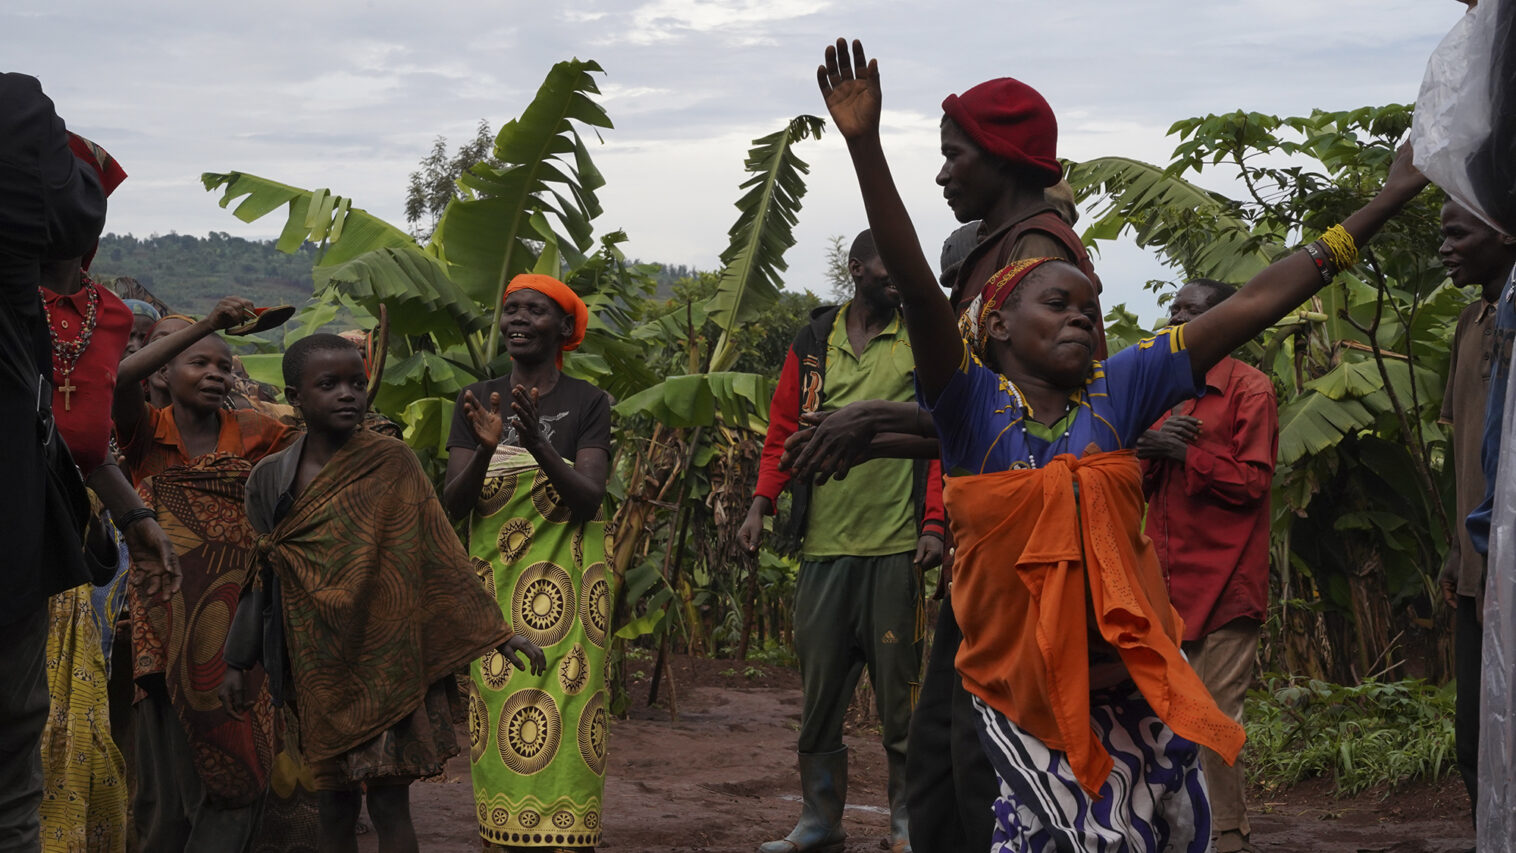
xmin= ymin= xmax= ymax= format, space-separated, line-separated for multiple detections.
xmin=504 ymin=274 xmax=588 ymax=365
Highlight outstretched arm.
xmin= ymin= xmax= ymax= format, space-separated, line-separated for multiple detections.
xmin=818 ymin=39 xmax=963 ymax=403
xmin=1183 ymin=145 xmax=1429 ymax=376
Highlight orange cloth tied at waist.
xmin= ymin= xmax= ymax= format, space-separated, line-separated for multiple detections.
xmin=944 ymin=449 xmax=1244 ymax=795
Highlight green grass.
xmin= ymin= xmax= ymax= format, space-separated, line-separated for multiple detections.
xmin=1244 ymin=675 xmax=1456 ymax=796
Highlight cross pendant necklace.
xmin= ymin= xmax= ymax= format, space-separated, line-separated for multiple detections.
xmin=60 ymin=380 xmax=76 ymax=411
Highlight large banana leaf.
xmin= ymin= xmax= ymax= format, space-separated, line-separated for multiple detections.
xmin=1278 ymin=356 xmax=1440 ymax=465
xmin=614 ymin=372 xmax=774 ymax=432
xmin=1066 ymin=157 xmax=1281 ymax=283
xmin=705 ymin=115 xmax=826 ymax=372
xmin=429 ymin=59 xmax=611 ymax=360
xmin=1277 ymin=391 xmax=1376 ymax=466
xmin=201 ymin=171 xmax=482 ymax=352
xmin=201 ymin=172 xmax=415 ymax=263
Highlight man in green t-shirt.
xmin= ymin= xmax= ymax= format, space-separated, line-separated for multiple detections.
xmin=739 ymin=230 xmax=945 ymax=853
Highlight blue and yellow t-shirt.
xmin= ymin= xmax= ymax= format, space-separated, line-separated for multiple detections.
xmin=924 ymin=326 xmax=1202 ymax=476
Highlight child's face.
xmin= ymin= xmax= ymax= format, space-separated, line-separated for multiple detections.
xmin=125 ymin=314 xmax=155 ymax=357
xmin=164 ymin=336 xmax=234 ymax=415
xmin=986 ymin=264 xmax=1100 ymax=389
xmin=289 ymin=348 xmax=368 ymax=436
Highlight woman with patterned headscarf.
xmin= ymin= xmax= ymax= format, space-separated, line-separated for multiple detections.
xmin=443 ymin=274 xmax=614 ymax=851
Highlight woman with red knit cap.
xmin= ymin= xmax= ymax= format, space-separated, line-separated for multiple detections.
xmin=816 ymin=37 xmax=1429 ymax=853
xmin=444 ymin=274 xmax=614 ymax=851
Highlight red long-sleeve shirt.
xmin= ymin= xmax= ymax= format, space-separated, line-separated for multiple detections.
xmin=1142 ymin=356 xmax=1277 ymax=641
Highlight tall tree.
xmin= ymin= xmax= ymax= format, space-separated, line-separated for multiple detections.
xmin=1068 ymin=104 xmax=1456 ymax=684
xmin=403 ymin=119 xmax=497 ymax=241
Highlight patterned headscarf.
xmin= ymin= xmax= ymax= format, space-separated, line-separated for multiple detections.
xmin=503 ymin=274 xmax=588 ymax=367
xmin=960 ymin=257 xmax=1064 ymax=360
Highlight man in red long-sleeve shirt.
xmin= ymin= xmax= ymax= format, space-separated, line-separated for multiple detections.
xmin=1138 ymin=278 xmax=1277 ymax=853
xmin=739 ymin=230 xmax=944 ymax=853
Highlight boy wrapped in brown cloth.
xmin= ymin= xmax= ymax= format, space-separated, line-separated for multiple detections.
xmin=220 ymin=333 xmax=544 ymax=853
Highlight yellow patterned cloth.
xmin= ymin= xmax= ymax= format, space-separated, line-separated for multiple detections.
xmin=39 ymin=585 xmax=127 ymax=852
xmin=469 ymin=445 xmax=614 ymax=850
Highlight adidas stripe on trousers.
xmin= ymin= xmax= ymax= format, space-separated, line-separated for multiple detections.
xmin=794 ymin=552 xmax=923 ymax=759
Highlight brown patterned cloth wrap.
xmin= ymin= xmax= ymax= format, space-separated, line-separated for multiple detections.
xmin=130 ymin=452 xmax=274 ymax=807
xmin=248 ymin=428 xmax=511 ymax=765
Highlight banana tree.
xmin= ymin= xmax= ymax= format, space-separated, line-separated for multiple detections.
xmin=1068 ymin=104 xmax=1459 ymax=683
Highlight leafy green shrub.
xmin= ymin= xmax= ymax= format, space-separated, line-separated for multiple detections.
xmin=1245 ymin=675 xmax=1455 ymax=796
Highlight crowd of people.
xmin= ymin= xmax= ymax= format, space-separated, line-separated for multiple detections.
xmin=2 ymin=8 xmax=1514 ymax=853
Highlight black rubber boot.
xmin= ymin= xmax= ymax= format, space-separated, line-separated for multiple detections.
xmin=885 ymin=748 xmax=911 ymax=853
xmin=758 ymin=748 xmax=848 ymax=853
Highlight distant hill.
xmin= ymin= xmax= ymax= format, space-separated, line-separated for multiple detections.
xmin=90 ymin=232 xmax=318 ymax=316
xmin=90 ymin=232 xmax=703 ymax=317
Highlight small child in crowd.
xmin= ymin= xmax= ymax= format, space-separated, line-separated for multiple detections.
xmin=220 ymin=333 xmax=545 ymax=853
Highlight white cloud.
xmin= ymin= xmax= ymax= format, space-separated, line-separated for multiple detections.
xmin=7 ymin=0 xmax=1470 ymax=327
xmin=614 ymin=0 xmax=833 ymax=46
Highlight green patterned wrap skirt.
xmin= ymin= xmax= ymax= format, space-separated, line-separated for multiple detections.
xmin=468 ymin=445 xmax=613 ymax=849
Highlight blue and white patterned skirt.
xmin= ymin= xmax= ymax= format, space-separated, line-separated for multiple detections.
xmin=972 ymin=685 xmax=1213 ymax=852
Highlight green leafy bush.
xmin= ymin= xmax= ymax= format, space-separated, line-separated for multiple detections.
xmin=1245 ymin=675 xmax=1455 ymax=795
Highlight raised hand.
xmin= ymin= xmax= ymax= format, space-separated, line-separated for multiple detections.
xmin=817 ymin=38 xmax=882 ymax=140
xmin=206 ymin=296 xmax=256 ymax=331
xmin=463 ymin=390 xmax=506 ymax=450
xmin=1383 ymin=142 xmax=1430 ymax=204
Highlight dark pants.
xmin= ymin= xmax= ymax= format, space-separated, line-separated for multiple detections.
xmin=1455 ymin=594 xmax=1482 ymax=824
xmin=905 ymin=597 xmax=996 ymax=853
xmin=0 ymin=606 xmax=49 ymax=853
xmin=133 ymin=679 xmax=262 ymax=853
xmin=794 ymin=552 xmax=922 ymax=760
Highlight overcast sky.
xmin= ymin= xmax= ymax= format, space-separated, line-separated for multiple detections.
xmin=6 ymin=0 xmax=1465 ymax=325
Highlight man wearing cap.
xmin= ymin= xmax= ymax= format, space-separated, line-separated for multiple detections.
xmin=938 ymin=81 xmax=1102 ymax=315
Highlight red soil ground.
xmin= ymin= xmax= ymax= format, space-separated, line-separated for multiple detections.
xmin=366 ymin=655 xmax=1474 ymax=852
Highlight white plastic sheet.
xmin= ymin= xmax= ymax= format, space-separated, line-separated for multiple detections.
xmin=1409 ymin=0 xmax=1508 ymax=235
xmin=1481 ymin=267 xmax=1516 ymax=852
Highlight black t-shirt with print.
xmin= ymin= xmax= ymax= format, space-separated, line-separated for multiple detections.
xmin=447 ymin=374 xmax=612 ymax=461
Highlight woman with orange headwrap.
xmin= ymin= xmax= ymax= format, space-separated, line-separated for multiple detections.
xmin=443 ymin=274 xmax=614 ymax=851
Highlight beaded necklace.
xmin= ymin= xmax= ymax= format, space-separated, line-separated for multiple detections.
xmin=43 ymin=273 xmax=101 ymax=411
xmin=1001 ymin=375 xmax=1079 ymax=469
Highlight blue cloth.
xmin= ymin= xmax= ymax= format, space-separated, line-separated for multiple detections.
xmin=89 ymin=525 xmax=131 ymax=673
xmin=1468 ymin=268 xmax=1516 ymax=555
xmin=923 ymin=327 xmax=1203 ymax=476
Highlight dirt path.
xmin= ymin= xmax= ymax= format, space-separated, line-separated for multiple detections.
xmin=374 ymin=657 xmax=1474 ymax=852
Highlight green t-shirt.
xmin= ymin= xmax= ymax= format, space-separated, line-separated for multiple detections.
xmin=802 ymin=303 xmax=920 ymax=559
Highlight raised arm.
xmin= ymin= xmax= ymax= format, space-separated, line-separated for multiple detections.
xmin=113 ymin=296 xmax=252 ymax=442
xmin=818 ymin=39 xmax=964 ymax=402
xmin=1183 ymin=145 xmax=1430 ymax=376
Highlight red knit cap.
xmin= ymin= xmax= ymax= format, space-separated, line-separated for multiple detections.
xmin=941 ymin=78 xmax=1061 ymax=187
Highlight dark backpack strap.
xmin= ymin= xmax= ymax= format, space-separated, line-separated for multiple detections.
xmin=774 ymin=305 xmax=842 ymax=557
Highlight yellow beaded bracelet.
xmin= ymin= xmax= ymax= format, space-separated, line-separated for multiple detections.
xmin=1319 ymin=224 xmax=1359 ymax=270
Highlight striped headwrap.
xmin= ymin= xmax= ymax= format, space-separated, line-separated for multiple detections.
xmin=959 ymin=256 xmax=1064 ymax=360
